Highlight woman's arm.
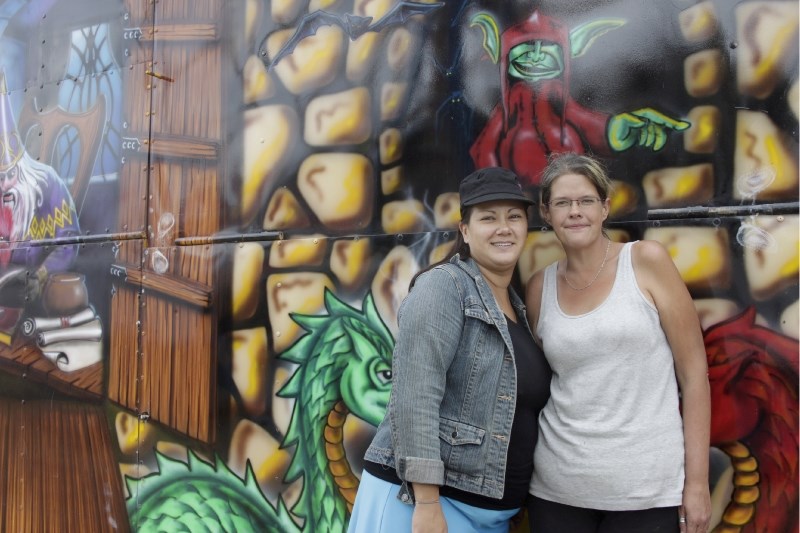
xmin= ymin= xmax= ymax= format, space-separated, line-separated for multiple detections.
xmin=391 ymin=268 xmax=463 ymax=486
xmin=393 ymin=269 xmax=465 ymax=533
xmin=633 ymin=240 xmax=711 ymax=533
xmin=524 ymin=269 xmax=545 ymax=346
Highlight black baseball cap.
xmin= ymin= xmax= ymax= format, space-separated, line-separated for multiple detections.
xmin=459 ymin=167 xmax=533 ymax=208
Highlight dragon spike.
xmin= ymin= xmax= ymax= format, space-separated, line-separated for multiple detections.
xmin=323 ymin=287 xmax=358 ymax=316
xmin=290 ymin=313 xmax=330 ymax=332
xmin=362 ymin=291 xmax=394 ymax=342
xmin=186 ymin=449 xmax=204 ymax=470
xmin=154 ymin=448 xmax=186 ymax=475
xmin=281 ymin=311 xmax=345 ymax=365
xmin=241 ymin=458 xmax=264 ymax=494
xmin=124 ymin=475 xmax=140 ymax=499
xmin=189 ymin=449 xmax=218 ymax=474
xmin=280 ymin=333 xmax=315 ymax=364
xmin=275 ymin=495 xmax=299 ymax=531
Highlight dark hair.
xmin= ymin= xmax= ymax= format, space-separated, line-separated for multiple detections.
xmin=409 ymin=206 xmax=474 ymax=289
xmin=539 ymin=152 xmax=613 ymax=207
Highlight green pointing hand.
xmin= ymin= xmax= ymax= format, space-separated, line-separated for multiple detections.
xmin=608 ymin=108 xmax=690 ymax=152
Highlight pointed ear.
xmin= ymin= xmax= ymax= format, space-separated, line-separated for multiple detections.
xmin=470 ymin=13 xmax=501 ymax=64
xmin=570 ymin=19 xmax=626 ymax=58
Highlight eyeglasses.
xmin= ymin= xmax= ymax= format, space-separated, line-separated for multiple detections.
xmin=547 ymin=196 xmax=602 ymax=210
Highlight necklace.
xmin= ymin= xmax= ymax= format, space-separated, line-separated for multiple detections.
xmin=562 ymin=238 xmax=611 ymax=291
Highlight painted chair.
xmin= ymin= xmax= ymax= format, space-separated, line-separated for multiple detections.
xmin=17 ymin=94 xmax=106 ymax=214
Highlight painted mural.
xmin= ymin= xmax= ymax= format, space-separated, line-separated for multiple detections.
xmin=0 ymin=0 xmax=796 ymax=532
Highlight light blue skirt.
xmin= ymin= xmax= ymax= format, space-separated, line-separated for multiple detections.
xmin=347 ymin=471 xmax=519 ymax=533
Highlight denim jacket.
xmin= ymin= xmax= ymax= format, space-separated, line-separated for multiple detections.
xmin=364 ymin=254 xmax=531 ymax=500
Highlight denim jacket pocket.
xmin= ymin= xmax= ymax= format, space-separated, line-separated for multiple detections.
xmin=462 ymin=300 xmax=495 ymax=351
xmin=439 ymin=418 xmax=486 ymax=476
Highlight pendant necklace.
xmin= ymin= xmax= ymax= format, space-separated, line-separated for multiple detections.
xmin=562 ymin=238 xmax=611 ymax=291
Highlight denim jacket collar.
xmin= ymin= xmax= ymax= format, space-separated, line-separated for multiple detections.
xmin=449 ymin=254 xmax=527 ymax=312
xmin=449 ymin=254 xmax=530 ymax=352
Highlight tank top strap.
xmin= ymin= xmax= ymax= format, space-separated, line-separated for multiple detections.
xmin=611 ymin=241 xmax=644 ymax=304
xmin=619 ymin=241 xmax=633 ymax=275
xmin=617 ymin=240 xmax=636 ymax=279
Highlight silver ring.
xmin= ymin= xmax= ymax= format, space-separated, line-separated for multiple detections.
xmin=679 ymin=517 xmax=687 ymax=523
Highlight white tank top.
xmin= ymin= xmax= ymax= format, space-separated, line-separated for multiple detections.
xmin=530 ymin=242 xmax=684 ymax=510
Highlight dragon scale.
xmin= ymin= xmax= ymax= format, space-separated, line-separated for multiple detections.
xmin=291 ymin=349 xmax=353 ymax=532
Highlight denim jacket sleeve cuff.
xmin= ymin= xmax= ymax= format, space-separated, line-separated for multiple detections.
xmin=398 ymin=456 xmax=445 ymax=485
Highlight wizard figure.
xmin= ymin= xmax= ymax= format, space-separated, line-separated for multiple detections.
xmin=0 ymin=70 xmax=80 ymax=336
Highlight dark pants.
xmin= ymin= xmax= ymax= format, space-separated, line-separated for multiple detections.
xmin=527 ymin=496 xmax=680 ymax=533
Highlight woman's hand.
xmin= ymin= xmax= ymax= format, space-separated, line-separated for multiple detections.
xmin=680 ymin=482 xmax=711 ymax=533
xmin=412 ymin=502 xmax=447 ymax=533
xmin=411 ymin=483 xmax=446 ymax=533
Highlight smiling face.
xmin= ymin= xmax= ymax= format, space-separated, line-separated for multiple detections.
xmin=542 ymin=172 xmax=609 ymax=248
xmin=508 ymin=41 xmax=565 ymax=82
xmin=459 ymin=200 xmax=529 ymax=276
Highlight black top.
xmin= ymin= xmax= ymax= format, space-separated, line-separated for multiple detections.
xmin=364 ymin=314 xmax=552 ymax=510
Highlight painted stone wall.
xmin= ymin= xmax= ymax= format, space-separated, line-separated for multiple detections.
xmin=0 ymin=0 xmax=796 ymax=531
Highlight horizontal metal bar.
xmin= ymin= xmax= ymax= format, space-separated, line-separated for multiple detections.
xmin=22 ymin=231 xmax=145 ymax=248
xmin=174 ymin=231 xmax=283 ymax=246
xmin=647 ymin=202 xmax=798 ymax=220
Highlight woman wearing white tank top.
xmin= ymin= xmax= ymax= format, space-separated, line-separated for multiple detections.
xmin=524 ymin=153 xmax=711 ymax=533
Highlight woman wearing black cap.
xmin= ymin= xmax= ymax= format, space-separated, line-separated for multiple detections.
xmin=348 ymin=167 xmax=552 ymax=533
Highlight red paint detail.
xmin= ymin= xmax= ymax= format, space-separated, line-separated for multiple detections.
xmin=705 ymin=307 xmax=799 ymax=533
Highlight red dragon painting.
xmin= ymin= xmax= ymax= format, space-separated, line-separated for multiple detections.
xmin=704 ymin=307 xmax=798 ymax=533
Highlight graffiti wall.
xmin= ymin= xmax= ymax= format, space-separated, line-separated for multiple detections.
xmin=0 ymin=0 xmax=796 ymax=531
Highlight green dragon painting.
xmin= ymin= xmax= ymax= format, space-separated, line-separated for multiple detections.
xmin=125 ymin=289 xmax=394 ymax=532
xmin=126 ymin=451 xmax=300 ymax=532
xmin=278 ymin=288 xmax=395 ymax=531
